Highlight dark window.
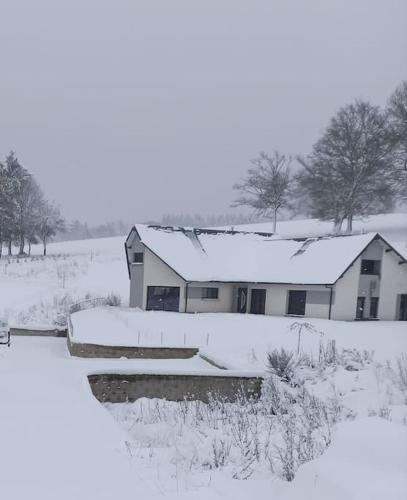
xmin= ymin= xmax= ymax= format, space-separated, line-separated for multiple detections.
xmin=356 ymin=296 xmax=365 ymax=319
xmin=146 ymin=286 xmax=180 ymax=312
xmin=133 ymin=252 xmax=144 ymax=264
xmin=287 ymin=290 xmax=306 ymax=316
xmin=369 ymin=297 xmax=379 ymax=318
xmin=361 ymin=259 xmax=381 ymax=275
xmin=202 ymin=287 xmax=219 ymax=299
xmin=399 ymin=295 xmax=407 ymax=321
xmin=250 ymin=289 xmax=266 ymax=314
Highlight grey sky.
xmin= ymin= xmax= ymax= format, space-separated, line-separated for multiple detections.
xmin=1 ymin=0 xmax=406 ymax=224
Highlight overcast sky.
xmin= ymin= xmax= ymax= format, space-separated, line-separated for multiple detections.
xmin=0 ymin=0 xmax=406 ymax=224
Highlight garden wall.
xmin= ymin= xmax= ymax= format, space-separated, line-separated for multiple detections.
xmin=10 ymin=327 xmax=67 ymax=338
xmin=67 ymin=336 xmax=198 ymax=359
xmin=88 ymin=372 xmax=263 ymax=403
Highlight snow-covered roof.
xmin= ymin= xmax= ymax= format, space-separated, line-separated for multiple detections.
xmin=127 ymin=225 xmax=402 ymax=285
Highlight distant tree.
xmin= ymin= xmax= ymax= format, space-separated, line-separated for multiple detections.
xmin=296 ymin=100 xmax=397 ymax=233
xmin=0 ymin=161 xmax=17 ymax=257
xmin=37 ymin=201 xmax=65 ymax=255
xmin=387 ymin=81 xmax=407 ymax=198
xmin=233 ymin=151 xmax=292 ymax=233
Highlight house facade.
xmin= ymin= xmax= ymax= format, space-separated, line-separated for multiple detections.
xmin=125 ymin=225 xmax=407 ymax=321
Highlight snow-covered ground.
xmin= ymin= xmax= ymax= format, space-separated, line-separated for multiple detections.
xmin=71 ymin=307 xmax=407 ymax=367
xmin=0 ymin=214 xmax=406 ymax=499
xmin=0 ymin=235 xmax=128 ymax=326
xmin=2 ymin=336 xmax=406 ymax=499
xmin=229 ymin=212 xmax=407 ymax=244
xmin=0 ymin=336 xmax=218 ymax=500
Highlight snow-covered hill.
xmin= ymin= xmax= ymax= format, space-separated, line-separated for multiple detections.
xmin=227 ymin=212 xmax=407 ymax=244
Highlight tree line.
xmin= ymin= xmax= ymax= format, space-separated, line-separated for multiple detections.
xmin=234 ymin=81 xmax=407 ymax=233
xmin=0 ymin=152 xmax=64 ymax=256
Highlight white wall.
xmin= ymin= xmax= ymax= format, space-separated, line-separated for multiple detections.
xmin=186 ymin=283 xmax=234 ymax=313
xmin=330 ymin=257 xmax=360 ymax=320
xmin=142 ymin=248 xmax=186 ymax=311
xmin=378 ymin=249 xmax=407 ymax=320
xmin=262 ymin=284 xmax=332 ymax=319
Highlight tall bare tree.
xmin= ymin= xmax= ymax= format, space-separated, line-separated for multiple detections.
xmin=296 ymin=100 xmax=397 ymax=233
xmin=233 ymin=151 xmax=292 ymax=233
xmin=387 ymin=81 xmax=407 ymax=200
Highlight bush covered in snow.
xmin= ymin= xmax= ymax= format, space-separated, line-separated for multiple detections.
xmin=106 ymin=374 xmax=342 ymax=482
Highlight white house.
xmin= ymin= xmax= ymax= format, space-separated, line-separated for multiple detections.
xmin=125 ymin=225 xmax=407 ymax=321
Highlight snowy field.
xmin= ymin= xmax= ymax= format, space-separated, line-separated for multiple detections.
xmin=1 ymin=336 xmax=406 ymax=499
xmin=0 ymin=235 xmax=128 ymax=326
xmin=230 ymin=212 xmax=407 ymax=244
xmin=0 ymin=215 xmax=406 ymax=499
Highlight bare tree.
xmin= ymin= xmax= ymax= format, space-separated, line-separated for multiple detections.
xmin=233 ymin=151 xmax=292 ymax=233
xmin=387 ymin=81 xmax=407 ymax=200
xmin=37 ymin=201 xmax=65 ymax=256
xmin=296 ymin=100 xmax=397 ymax=233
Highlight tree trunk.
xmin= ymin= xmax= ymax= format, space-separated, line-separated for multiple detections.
xmin=272 ymin=209 xmax=277 ymax=233
xmin=333 ymin=217 xmax=343 ymax=233
xmin=8 ymin=240 xmax=12 ymax=256
xmin=18 ymin=233 xmax=25 ymax=255
xmin=28 ymin=240 xmax=31 ymax=256
xmin=346 ymin=214 xmax=353 ymax=234
xmin=43 ymin=238 xmax=47 ymax=256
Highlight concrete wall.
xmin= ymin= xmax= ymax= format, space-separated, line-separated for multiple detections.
xmin=67 ymin=336 xmax=198 ymax=359
xmin=10 ymin=327 xmax=67 ymax=337
xmin=88 ymin=372 xmax=263 ymax=403
xmin=379 ymin=248 xmax=407 ymax=320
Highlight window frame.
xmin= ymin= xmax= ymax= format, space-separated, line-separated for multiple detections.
xmin=132 ymin=252 xmax=144 ymax=264
xmin=201 ymin=287 xmax=219 ymax=300
xmin=360 ymin=259 xmax=381 ymax=276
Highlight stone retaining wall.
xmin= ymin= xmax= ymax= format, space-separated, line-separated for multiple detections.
xmin=10 ymin=327 xmax=67 ymax=338
xmin=67 ymin=336 xmax=198 ymax=359
xmin=88 ymin=373 xmax=263 ymax=403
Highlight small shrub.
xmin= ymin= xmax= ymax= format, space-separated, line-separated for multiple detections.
xmin=211 ymin=438 xmax=231 ymax=469
xmin=267 ymin=348 xmax=296 ymax=383
xmin=396 ymin=354 xmax=407 ymax=393
xmin=105 ymin=293 xmax=122 ymax=307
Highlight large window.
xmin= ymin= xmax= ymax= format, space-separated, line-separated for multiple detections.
xmin=250 ymin=289 xmax=266 ymax=314
xmin=360 ymin=259 xmax=381 ymax=275
xmin=287 ymin=290 xmax=306 ymax=316
xmin=202 ymin=287 xmax=219 ymax=299
xmin=146 ymin=286 xmax=180 ymax=312
xmin=398 ymin=295 xmax=407 ymax=321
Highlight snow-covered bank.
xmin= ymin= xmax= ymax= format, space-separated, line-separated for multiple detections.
xmin=276 ymin=418 xmax=407 ymax=500
xmin=0 ymin=337 xmax=219 ymax=500
xmin=71 ymin=307 xmax=407 ymax=368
